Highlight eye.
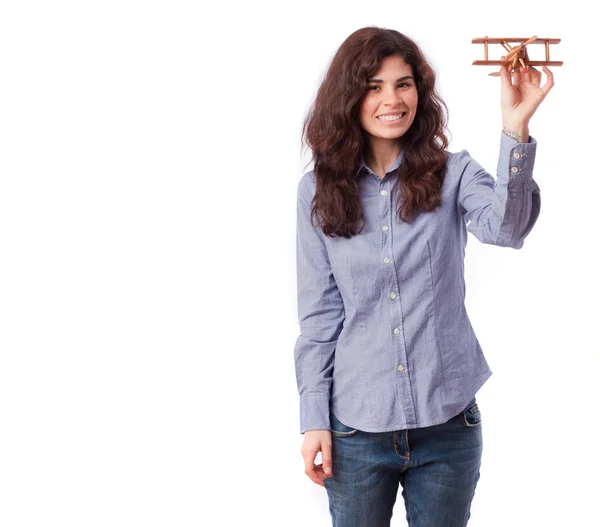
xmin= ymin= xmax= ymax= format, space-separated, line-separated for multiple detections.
xmin=367 ymin=83 xmax=411 ymax=91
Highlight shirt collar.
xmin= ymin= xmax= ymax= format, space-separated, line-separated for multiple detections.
xmin=355 ymin=149 xmax=404 ymax=179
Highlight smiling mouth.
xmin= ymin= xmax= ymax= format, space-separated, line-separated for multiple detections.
xmin=376 ymin=112 xmax=406 ymax=122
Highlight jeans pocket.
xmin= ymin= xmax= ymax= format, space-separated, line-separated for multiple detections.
xmin=330 ymin=412 xmax=359 ymax=437
xmin=460 ymin=398 xmax=482 ymax=427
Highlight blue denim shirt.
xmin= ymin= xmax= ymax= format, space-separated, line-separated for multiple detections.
xmin=294 ymin=132 xmax=540 ymax=433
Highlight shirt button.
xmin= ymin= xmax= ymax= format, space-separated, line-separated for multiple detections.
xmin=389 ymin=292 xmax=396 ymax=299
xmin=393 ymin=328 xmax=400 ymax=335
xmin=397 ymin=365 xmax=405 ymax=372
xmin=383 ymin=257 xmax=390 ymax=264
xmin=511 ymin=166 xmax=519 ymax=173
xmin=513 ymin=152 xmax=521 ymax=159
xmin=380 ymin=190 xmax=388 ymax=196
xmin=382 ymin=225 xmax=389 ymax=232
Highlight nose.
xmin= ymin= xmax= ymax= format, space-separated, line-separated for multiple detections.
xmin=383 ymin=87 xmax=403 ymax=106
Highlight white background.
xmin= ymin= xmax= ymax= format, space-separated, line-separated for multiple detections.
xmin=0 ymin=1 xmax=598 ymax=526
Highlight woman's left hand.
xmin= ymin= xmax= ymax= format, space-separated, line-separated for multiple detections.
xmin=499 ymin=55 xmax=554 ymax=130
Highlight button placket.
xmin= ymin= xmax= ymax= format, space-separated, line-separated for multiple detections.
xmin=380 ymin=181 xmax=411 ymax=396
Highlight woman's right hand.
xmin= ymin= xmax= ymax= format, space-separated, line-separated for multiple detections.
xmin=301 ymin=430 xmax=333 ymax=486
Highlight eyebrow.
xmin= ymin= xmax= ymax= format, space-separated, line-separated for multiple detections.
xmin=367 ymin=76 xmax=414 ymax=83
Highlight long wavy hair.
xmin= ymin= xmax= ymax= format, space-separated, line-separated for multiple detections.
xmin=301 ymin=27 xmax=450 ymax=238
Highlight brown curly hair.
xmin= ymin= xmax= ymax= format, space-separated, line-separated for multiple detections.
xmin=301 ymin=26 xmax=450 ymax=238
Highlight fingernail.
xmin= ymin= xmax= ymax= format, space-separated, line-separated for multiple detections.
xmin=325 ymin=467 xmax=331 ymax=474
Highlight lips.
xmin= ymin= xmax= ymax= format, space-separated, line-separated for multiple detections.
xmin=376 ymin=112 xmax=406 ymax=122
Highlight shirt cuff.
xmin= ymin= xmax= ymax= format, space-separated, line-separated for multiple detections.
xmin=497 ymin=131 xmax=537 ymax=181
xmin=300 ymin=395 xmax=330 ymax=434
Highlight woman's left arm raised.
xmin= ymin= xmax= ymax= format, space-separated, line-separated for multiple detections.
xmin=455 ymin=62 xmax=555 ymax=249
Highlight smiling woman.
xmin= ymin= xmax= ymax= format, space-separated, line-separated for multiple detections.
xmin=294 ymin=25 xmax=553 ymax=527
xmin=300 ymin=28 xmax=450 ymax=239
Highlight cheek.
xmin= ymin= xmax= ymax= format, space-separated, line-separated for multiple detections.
xmin=359 ymin=101 xmax=369 ymax=116
xmin=359 ymin=102 xmax=373 ymax=124
xmin=410 ymin=92 xmax=419 ymax=110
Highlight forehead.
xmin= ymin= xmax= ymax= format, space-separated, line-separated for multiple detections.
xmin=372 ymin=55 xmax=413 ymax=77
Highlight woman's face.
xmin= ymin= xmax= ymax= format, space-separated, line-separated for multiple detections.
xmin=359 ymin=55 xmax=419 ymax=144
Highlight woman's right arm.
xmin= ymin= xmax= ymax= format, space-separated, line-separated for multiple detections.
xmin=293 ymin=172 xmax=345 ymax=435
xmin=294 ymin=173 xmax=345 ymax=485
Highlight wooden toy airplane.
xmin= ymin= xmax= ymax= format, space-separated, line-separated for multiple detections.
xmin=472 ymin=36 xmax=563 ymax=76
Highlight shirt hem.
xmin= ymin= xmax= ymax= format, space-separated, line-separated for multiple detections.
xmin=331 ymin=370 xmax=493 ymax=433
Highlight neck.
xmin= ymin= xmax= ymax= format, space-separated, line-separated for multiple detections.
xmin=364 ymin=138 xmax=402 ymax=178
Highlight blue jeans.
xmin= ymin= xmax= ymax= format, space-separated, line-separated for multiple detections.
xmin=324 ymin=399 xmax=482 ymax=527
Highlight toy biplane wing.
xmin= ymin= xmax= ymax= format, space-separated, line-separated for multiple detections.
xmin=472 ymin=36 xmax=563 ymax=76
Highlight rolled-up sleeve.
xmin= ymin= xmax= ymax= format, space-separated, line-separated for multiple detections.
xmin=293 ymin=173 xmax=345 ymax=434
xmin=457 ymin=132 xmax=541 ymax=249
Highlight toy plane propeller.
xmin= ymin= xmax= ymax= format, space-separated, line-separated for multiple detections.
xmin=472 ymin=36 xmax=563 ymax=76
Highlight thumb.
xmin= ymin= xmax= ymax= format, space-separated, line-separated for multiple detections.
xmin=321 ymin=438 xmax=333 ymax=475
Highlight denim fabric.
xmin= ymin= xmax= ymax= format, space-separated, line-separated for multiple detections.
xmin=324 ymin=398 xmax=482 ymax=527
xmin=294 ymin=132 xmax=540 ymax=433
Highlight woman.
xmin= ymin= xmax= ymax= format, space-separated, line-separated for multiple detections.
xmin=293 ymin=27 xmax=553 ymax=527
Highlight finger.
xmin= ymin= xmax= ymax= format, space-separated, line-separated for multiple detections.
xmin=512 ymin=66 xmax=522 ymax=85
xmin=520 ymin=66 xmax=532 ymax=84
xmin=314 ymin=463 xmax=332 ymax=483
xmin=303 ymin=459 xmax=325 ymax=486
xmin=302 ymin=443 xmax=330 ymax=486
xmin=312 ymin=464 xmax=326 ymax=486
xmin=499 ymin=55 xmax=512 ymax=87
xmin=302 ymin=448 xmax=319 ymax=479
xmin=527 ymin=66 xmax=542 ymax=87
xmin=541 ymin=65 xmax=555 ymax=95
xmin=306 ymin=465 xmax=325 ymax=486
xmin=321 ymin=439 xmax=333 ymax=476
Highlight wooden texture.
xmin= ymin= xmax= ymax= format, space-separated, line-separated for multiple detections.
xmin=473 ymin=60 xmax=563 ymax=66
xmin=472 ymin=37 xmax=561 ymax=44
xmin=472 ymin=36 xmax=562 ymax=70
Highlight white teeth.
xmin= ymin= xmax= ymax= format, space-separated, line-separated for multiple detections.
xmin=377 ymin=113 xmax=404 ymax=121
